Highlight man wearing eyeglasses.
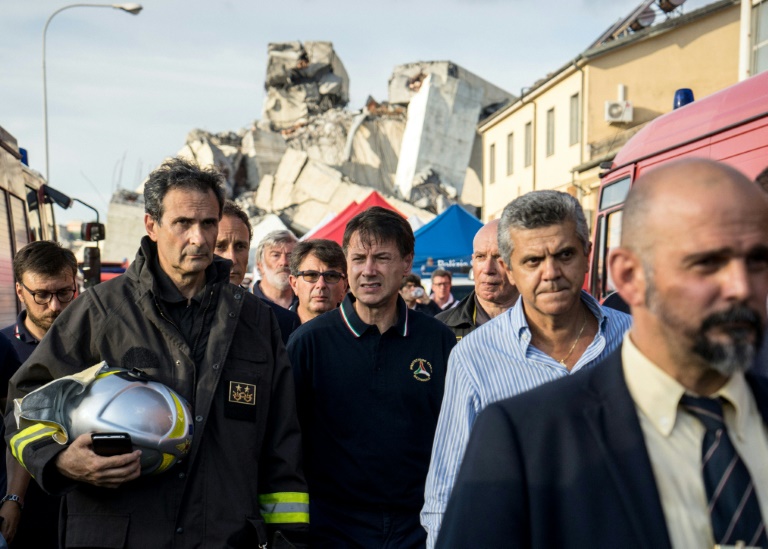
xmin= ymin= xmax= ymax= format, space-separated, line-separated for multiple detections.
xmin=289 ymin=239 xmax=348 ymax=324
xmin=0 ymin=240 xmax=77 ymax=548
xmin=2 ymin=241 xmax=78 ymax=360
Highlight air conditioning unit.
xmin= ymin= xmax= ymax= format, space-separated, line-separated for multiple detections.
xmin=605 ymin=100 xmax=633 ymax=123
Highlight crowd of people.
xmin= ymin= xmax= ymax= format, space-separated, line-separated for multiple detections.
xmin=0 ymin=156 xmax=766 ymax=549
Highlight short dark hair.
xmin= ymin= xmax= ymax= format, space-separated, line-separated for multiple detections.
xmin=144 ymin=157 xmax=226 ymax=224
xmin=400 ymin=273 xmax=421 ymax=290
xmin=13 ymin=241 xmax=77 ymax=283
xmin=290 ymin=239 xmax=347 ymax=276
xmin=222 ymin=200 xmax=253 ymax=243
xmin=431 ymin=268 xmax=452 ymax=281
xmin=342 ymin=206 xmax=414 ymax=259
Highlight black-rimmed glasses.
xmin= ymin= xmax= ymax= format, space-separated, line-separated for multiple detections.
xmin=20 ymin=282 xmax=76 ymax=305
xmin=294 ymin=270 xmax=346 ymax=284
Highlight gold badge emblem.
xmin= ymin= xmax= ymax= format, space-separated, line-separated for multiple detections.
xmin=410 ymin=358 xmax=433 ymax=382
xmin=175 ymin=438 xmax=192 ymax=455
xmin=229 ymin=381 xmax=256 ymax=405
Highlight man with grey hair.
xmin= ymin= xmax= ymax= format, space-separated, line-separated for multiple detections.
xmin=254 ymin=229 xmax=299 ymax=310
xmin=421 ymin=190 xmax=632 ymax=547
xmin=436 ymin=159 xmax=768 ymax=548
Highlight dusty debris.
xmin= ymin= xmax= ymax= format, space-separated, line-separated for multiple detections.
xmin=263 ymin=41 xmax=350 ymax=131
xmin=250 ymin=149 xmax=435 ymax=234
xmin=111 ymin=47 xmax=514 ymax=244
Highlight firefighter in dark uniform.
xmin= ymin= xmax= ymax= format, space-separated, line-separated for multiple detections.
xmin=5 ymin=158 xmax=309 ymax=548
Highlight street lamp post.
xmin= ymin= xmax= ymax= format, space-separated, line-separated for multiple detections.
xmin=43 ymin=3 xmax=142 ymax=182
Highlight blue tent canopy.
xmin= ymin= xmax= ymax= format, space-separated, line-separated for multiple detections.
xmin=413 ymin=204 xmax=483 ymax=277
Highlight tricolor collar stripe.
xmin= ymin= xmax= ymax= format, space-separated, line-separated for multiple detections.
xmin=340 ymin=304 xmax=362 ymax=338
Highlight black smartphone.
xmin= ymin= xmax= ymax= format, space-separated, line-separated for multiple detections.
xmin=91 ymin=432 xmax=133 ymax=457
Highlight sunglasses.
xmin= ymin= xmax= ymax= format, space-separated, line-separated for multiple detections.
xmin=294 ymin=270 xmax=346 ymax=284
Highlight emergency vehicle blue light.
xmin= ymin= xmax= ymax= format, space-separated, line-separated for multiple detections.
xmin=673 ymin=88 xmax=694 ymax=109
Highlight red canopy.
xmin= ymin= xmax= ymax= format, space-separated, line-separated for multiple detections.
xmin=308 ymin=191 xmax=405 ymax=244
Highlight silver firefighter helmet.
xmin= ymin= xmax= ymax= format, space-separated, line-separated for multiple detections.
xmin=65 ymin=369 xmax=193 ymax=475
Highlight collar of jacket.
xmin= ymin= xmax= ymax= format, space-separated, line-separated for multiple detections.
xmin=128 ymin=236 xmax=231 ymax=295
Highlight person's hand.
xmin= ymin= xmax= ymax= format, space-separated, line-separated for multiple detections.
xmin=55 ymin=433 xmax=141 ymax=489
xmin=0 ymin=499 xmax=21 ymax=543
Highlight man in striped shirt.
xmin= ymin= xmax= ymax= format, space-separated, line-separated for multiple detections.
xmin=421 ymin=190 xmax=632 ymax=547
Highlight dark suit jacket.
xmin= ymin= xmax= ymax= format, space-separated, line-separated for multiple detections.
xmin=436 ymin=347 xmax=768 ymax=548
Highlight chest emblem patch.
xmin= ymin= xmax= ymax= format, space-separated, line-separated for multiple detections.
xmin=410 ymin=358 xmax=432 ymax=382
xmin=229 ymin=381 xmax=256 ymax=405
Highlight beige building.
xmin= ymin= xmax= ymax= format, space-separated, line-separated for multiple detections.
xmin=478 ymin=0 xmax=741 ymax=223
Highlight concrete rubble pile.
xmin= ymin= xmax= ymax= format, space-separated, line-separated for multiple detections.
xmin=262 ymin=41 xmax=350 ymax=132
xmin=251 ymin=147 xmax=435 ymax=235
xmin=389 ymin=61 xmax=513 ymax=206
xmin=104 ymin=42 xmax=515 ymax=263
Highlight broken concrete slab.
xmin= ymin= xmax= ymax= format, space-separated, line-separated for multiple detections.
xmin=177 ymin=129 xmax=246 ymax=198
xmin=263 ymin=41 xmax=350 ymax=131
xmin=294 ymin=158 xmax=345 ymax=203
xmin=271 ymin=148 xmax=309 ymax=211
xmin=388 ymin=61 xmax=514 ymax=112
xmin=102 ymin=189 xmax=147 ymax=263
xmin=254 ymin=174 xmax=275 ymax=212
xmin=241 ymin=126 xmax=287 ymax=190
xmin=304 ymin=41 xmax=349 ymax=104
xmin=395 ymin=73 xmax=484 ymax=201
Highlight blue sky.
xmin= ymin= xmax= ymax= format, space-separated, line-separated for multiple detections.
xmin=0 ymin=0 xmax=710 ymax=224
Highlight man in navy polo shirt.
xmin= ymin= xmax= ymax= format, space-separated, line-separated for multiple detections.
xmin=287 ymin=206 xmax=456 ymax=548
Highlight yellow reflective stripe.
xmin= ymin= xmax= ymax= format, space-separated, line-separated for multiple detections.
xmin=259 ymin=492 xmax=309 ymax=504
xmin=263 ymin=512 xmax=309 ymax=524
xmin=259 ymin=492 xmax=310 ymax=524
xmin=168 ymin=393 xmax=186 ymax=439
xmin=10 ymin=424 xmax=58 ymax=467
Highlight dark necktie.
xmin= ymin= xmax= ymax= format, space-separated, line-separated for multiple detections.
xmin=680 ymin=394 xmax=768 ymax=547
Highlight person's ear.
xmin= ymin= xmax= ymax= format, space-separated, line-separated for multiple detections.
xmin=608 ymin=247 xmax=646 ymax=308
xmin=145 ymin=214 xmax=159 ymax=242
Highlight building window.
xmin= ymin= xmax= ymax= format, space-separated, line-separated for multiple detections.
xmin=546 ymin=108 xmax=555 ymax=157
xmin=570 ymin=93 xmax=580 ymax=146
xmin=524 ymin=122 xmax=532 ymax=167
xmin=506 ymin=133 xmax=514 ymax=175
xmin=489 ymin=143 xmax=496 ymax=184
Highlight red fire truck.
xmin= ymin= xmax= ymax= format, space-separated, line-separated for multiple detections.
xmin=589 ymin=70 xmax=768 ymax=301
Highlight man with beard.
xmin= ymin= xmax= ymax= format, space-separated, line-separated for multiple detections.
xmin=254 ymin=230 xmax=299 ymax=310
xmin=435 ymin=219 xmax=519 ymax=340
xmin=0 ymin=241 xmax=76 ymax=547
xmin=422 ymin=191 xmax=631 ymax=548
xmin=436 ymin=159 xmax=768 ymax=549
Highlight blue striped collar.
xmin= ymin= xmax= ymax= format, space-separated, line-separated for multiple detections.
xmin=339 ymin=293 xmax=409 ymax=338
